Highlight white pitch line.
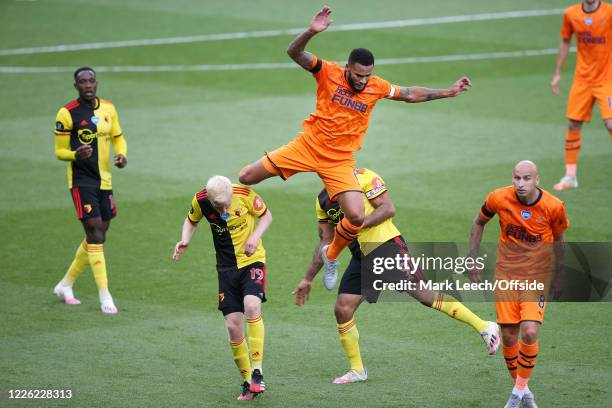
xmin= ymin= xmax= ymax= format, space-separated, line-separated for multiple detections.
xmin=0 ymin=8 xmax=564 ymax=56
xmin=0 ymin=48 xmax=575 ymax=74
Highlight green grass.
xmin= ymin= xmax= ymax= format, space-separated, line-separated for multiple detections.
xmin=1 ymin=0 xmax=611 ymax=407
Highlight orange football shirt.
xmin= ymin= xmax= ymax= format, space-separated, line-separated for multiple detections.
xmin=299 ymin=55 xmax=400 ymax=155
xmin=561 ymin=1 xmax=612 ymax=84
xmin=480 ymin=186 xmax=569 ymax=277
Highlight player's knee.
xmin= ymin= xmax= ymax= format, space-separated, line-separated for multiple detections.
xmin=502 ymin=332 xmax=518 ymax=346
xmin=568 ymin=120 xmax=583 ymax=131
xmin=604 ymin=120 xmax=612 ymax=132
xmin=225 ymin=322 xmax=243 ymax=340
xmin=344 ymin=211 xmax=365 ymax=227
xmin=334 ymin=302 xmax=353 ymax=323
xmin=521 ymin=328 xmax=539 ymax=344
xmin=243 ymin=302 xmax=261 ymax=318
xmin=238 ymin=166 xmax=254 ymax=185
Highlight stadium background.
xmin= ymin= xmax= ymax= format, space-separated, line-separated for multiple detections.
xmin=0 ymin=0 xmax=610 ymax=406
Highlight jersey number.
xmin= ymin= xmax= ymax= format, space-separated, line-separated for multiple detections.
xmin=250 ymin=268 xmax=264 ymax=281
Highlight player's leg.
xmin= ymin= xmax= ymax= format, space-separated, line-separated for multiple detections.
xmin=54 ymin=187 xmax=92 ymax=304
xmin=513 ymin=298 xmax=546 ymax=408
xmin=244 ymin=295 xmax=265 ymax=393
xmin=240 ymin=262 xmax=266 ymax=394
xmin=238 ymin=158 xmax=278 ymax=185
xmin=389 ymin=236 xmax=500 ymax=353
xmin=84 ymin=189 xmax=118 ymax=314
xmin=498 ymin=299 xmax=531 ymax=408
xmin=224 ymin=311 xmax=255 ymax=400
xmin=555 ymin=81 xmax=593 ymax=190
xmin=327 ymin=190 xmax=365 ymax=260
xmin=239 ymin=139 xmax=317 ymax=185
xmin=219 ymin=268 xmax=255 ymax=400
xmin=333 ymin=255 xmax=367 ymax=383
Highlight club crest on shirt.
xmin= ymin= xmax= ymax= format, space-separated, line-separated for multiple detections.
xmin=521 ymin=210 xmax=532 ymax=220
xmin=584 ymin=16 xmax=593 ymax=25
xmin=91 ymin=116 xmax=100 ymax=125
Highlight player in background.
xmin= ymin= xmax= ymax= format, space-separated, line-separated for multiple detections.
xmin=293 ymin=168 xmax=500 ymax=384
xmin=173 ymin=176 xmax=272 ymax=401
xmin=551 ymin=0 xmax=612 ymax=190
xmin=53 ymin=67 xmax=127 ymax=314
xmin=468 ymin=161 xmax=568 ymax=408
xmin=239 ymin=6 xmax=472 ymax=288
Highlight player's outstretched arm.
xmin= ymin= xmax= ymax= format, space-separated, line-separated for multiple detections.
xmin=551 ymin=38 xmax=571 ymax=95
xmin=244 ymin=209 xmax=273 ymax=256
xmin=394 ymin=76 xmax=472 ymax=103
xmin=468 ymin=212 xmax=489 ymax=283
xmin=551 ymin=232 xmax=566 ymax=300
xmin=362 ymin=192 xmax=395 ymax=229
xmin=173 ymin=218 xmax=198 ymax=260
xmin=287 ymin=5 xmax=333 ymax=70
xmin=293 ymin=222 xmax=334 ymax=305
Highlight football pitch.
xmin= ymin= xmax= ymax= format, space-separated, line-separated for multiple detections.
xmin=1 ymin=0 xmax=611 ymax=406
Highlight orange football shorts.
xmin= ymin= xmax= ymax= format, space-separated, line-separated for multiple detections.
xmin=262 ymin=132 xmax=360 ymax=199
xmin=567 ymin=81 xmax=612 ymax=122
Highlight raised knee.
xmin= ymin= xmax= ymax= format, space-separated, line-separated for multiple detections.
xmin=238 ymin=167 xmax=251 ymax=185
xmin=345 ymin=212 xmax=364 ymax=227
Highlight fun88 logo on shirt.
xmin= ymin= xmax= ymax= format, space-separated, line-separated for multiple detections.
xmin=331 ymin=86 xmax=369 ymax=113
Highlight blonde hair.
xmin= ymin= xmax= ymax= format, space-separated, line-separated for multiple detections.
xmin=206 ymin=175 xmax=233 ymax=207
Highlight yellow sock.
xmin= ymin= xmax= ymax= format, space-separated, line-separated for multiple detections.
xmin=87 ymin=244 xmax=108 ymax=291
xmin=337 ymin=318 xmax=364 ymax=372
xmin=431 ymin=293 xmax=489 ymax=333
xmin=61 ymin=240 xmax=89 ymax=286
xmin=230 ymin=337 xmax=252 ymax=382
xmin=246 ymin=315 xmax=264 ymax=371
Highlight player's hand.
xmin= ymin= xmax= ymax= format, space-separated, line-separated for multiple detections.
xmin=293 ymin=279 xmax=312 ymax=306
xmin=550 ymin=74 xmax=561 ymax=95
xmin=75 ymin=145 xmax=93 ymax=160
xmin=448 ymin=76 xmax=472 ymax=96
xmin=244 ymin=234 xmax=259 ymax=256
xmin=114 ymin=154 xmax=127 ymax=168
xmin=467 ymin=266 xmax=481 ymax=284
xmin=550 ymin=270 xmax=564 ymax=300
xmin=173 ymin=240 xmax=189 ymax=260
xmin=310 ymin=6 xmax=333 ymax=33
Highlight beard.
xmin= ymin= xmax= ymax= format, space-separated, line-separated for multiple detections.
xmin=345 ymin=70 xmax=365 ymax=93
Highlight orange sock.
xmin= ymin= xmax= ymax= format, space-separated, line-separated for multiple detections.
xmin=565 ymin=129 xmax=581 ymax=166
xmin=516 ymin=341 xmax=538 ymax=389
xmin=503 ymin=343 xmax=519 ymax=380
xmin=327 ymin=217 xmax=362 ymax=260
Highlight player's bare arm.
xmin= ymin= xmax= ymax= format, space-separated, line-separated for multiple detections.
xmin=468 ymin=212 xmax=489 ymax=283
xmin=362 ymin=192 xmax=396 ymax=229
xmin=293 ymin=222 xmax=334 ymax=305
xmin=173 ymin=218 xmax=198 ymax=260
xmin=551 ymin=231 xmax=566 ymax=300
xmin=551 ymin=38 xmax=572 ymax=95
xmin=287 ymin=6 xmax=333 ymax=70
xmin=244 ymin=209 xmax=273 ymax=256
xmin=394 ymin=77 xmax=472 ymax=103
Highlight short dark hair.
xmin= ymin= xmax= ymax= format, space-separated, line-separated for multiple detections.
xmin=348 ymin=48 xmax=374 ymax=66
xmin=74 ymin=66 xmax=96 ymax=81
